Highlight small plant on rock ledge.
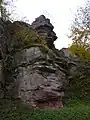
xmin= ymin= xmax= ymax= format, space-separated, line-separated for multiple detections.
xmin=9 ymin=25 xmax=47 ymax=52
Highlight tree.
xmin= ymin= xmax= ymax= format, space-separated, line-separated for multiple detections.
xmin=0 ymin=0 xmax=15 ymax=21
xmin=69 ymin=0 xmax=90 ymax=62
xmin=0 ymin=0 xmax=15 ymax=60
xmin=69 ymin=0 xmax=90 ymax=49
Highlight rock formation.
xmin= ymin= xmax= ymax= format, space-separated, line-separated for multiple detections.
xmin=0 ymin=15 xmax=90 ymax=109
xmin=0 ymin=16 xmax=68 ymax=109
xmin=31 ymin=15 xmax=57 ymax=48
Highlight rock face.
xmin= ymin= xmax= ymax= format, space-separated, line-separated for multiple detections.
xmin=31 ymin=15 xmax=57 ymax=48
xmin=0 ymin=15 xmax=89 ymax=109
xmin=59 ymin=48 xmax=78 ymax=59
xmin=0 ymin=17 xmax=68 ymax=109
xmin=15 ymin=47 xmax=67 ymax=108
xmin=58 ymin=48 xmax=90 ymax=99
xmin=4 ymin=46 xmax=67 ymax=108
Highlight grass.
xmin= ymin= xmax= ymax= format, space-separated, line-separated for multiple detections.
xmin=0 ymin=98 xmax=90 ymax=120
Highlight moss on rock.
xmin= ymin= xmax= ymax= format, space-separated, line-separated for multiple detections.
xmin=8 ymin=22 xmax=47 ymax=53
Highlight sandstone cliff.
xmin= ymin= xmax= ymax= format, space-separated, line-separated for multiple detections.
xmin=0 ymin=15 xmax=90 ymax=109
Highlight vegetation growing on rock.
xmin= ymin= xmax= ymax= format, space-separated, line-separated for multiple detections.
xmin=8 ymin=22 xmax=47 ymax=52
xmin=0 ymin=1 xmax=90 ymax=119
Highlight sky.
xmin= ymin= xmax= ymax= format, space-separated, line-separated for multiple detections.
xmin=9 ymin=0 xmax=86 ymax=49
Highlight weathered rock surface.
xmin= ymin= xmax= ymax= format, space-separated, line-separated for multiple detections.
xmin=31 ymin=15 xmax=57 ymax=48
xmin=15 ymin=47 xmax=67 ymax=108
xmin=4 ymin=46 xmax=67 ymax=108
xmin=0 ymin=15 xmax=90 ymax=109
xmin=0 ymin=17 xmax=68 ymax=109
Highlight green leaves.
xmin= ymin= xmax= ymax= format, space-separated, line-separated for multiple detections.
xmin=0 ymin=98 xmax=90 ymax=120
xmin=69 ymin=44 xmax=90 ymax=62
xmin=69 ymin=0 xmax=90 ymax=50
xmin=0 ymin=0 xmax=15 ymax=21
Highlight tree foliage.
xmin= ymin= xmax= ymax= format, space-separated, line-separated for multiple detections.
xmin=69 ymin=44 xmax=90 ymax=62
xmin=69 ymin=0 xmax=90 ymax=48
xmin=0 ymin=0 xmax=14 ymax=21
xmin=69 ymin=0 xmax=90 ymax=62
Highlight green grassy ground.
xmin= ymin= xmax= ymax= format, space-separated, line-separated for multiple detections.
xmin=0 ymin=98 xmax=90 ymax=120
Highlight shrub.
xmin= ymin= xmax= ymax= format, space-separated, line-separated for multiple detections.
xmin=9 ymin=24 xmax=47 ymax=52
xmin=69 ymin=44 xmax=90 ymax=62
